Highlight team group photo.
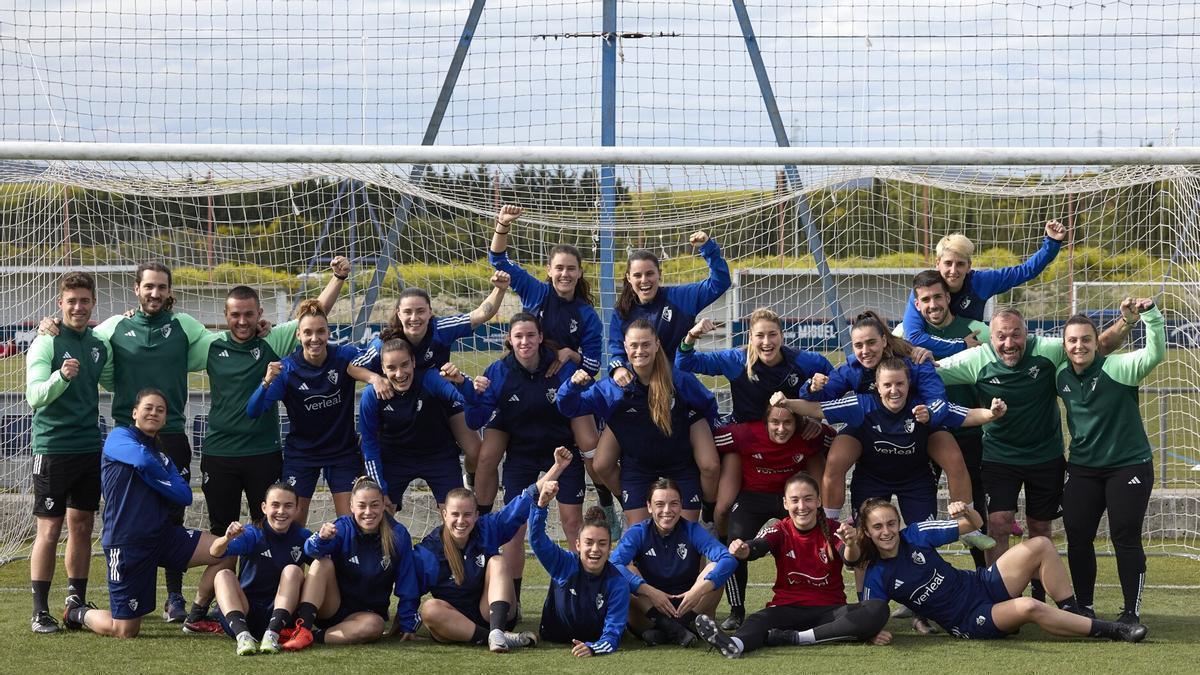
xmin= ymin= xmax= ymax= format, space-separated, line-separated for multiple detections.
xmin=0 ymin=1 xmax=1196 ymax=672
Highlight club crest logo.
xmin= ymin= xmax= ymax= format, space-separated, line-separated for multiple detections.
xmin=676 ymin=543 xmax=688 ymax=560
xmin=129 ymin=599 xmax=138 ymax=612
xmin=595 ymin=593 xmax=605 ymax=610
xmin=904 ymin=418 xmax=916 ymax=434
xmin=161 ymin=324 xmax=172 ymax=339
xmin=91 ymin=346 xmax=100 ymax=363
xmin=44 ymin=497 xmax=54 ymax=511
xmin=425 ymin=348 xmax=434 ymax=362
xmin=818 ymin=547 xmax=829 ymax=564
xmin=251 ymin=347 xmax=261 ymax=361
xmin=785 ymin=373 xmax=799 ymax=388
xmin=286 ymin=475 xmax=297 ymax=486
xmin=661 ymin=306 xmax=673 ymax=323
xmin=569 ymin=319 xmax=579 ymax=334
xmin=474 ymin=553 xmax=486 ymax=568
xmin=291 ymin=546 xmax=302 ymax=562
xmin=545 ymin=388 xmax=557 ymax=403
xmin=416 ymin=400 xmax=424 ymax=412
xmin=792 ymin=454 xmax=806 ymax=465
xmin=1027 ymin=365 xmax=1040 ymax=379
xmin=381 ymin=555 xmax=391 ymax=571
xmin=327 ymin=370 xmax=339 ymax=385
xmin=911 ymin=551 xmax=926 ymax=565
xmin=976 ymin=614 xmax=986 ymax=626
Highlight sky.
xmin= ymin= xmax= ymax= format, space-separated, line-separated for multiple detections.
xmin=0 ymin=1 xmax=1195 ymax=153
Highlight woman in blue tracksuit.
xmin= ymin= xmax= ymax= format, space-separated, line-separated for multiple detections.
xmin=466 ymin=312 xmax=591 ymax=606
xmin=358 ymin=338 xmax=476 ymax=510
xmin=415 ymin=449 xmax=574 ymax=653
xmin=558 ymin=319 xmax=720 ymax=525
xmin=610 ymin=478 xmax=738 ymax=647
xmin=528 ymin=480 xmax=629 ymax=657
xmin=63 ymin=388 xmax=222 ymax=638
xmin=488 ymin=204 xmax=614 ymax=521
xmin=246 ymin=299 xmax=375 ymax=526
xmin=899 ymin=220 xmax=1066 ymax=357
xmin=596 ymin=231 xmax=732 ymax=523
xmin=803 ymin=310 xmax=973 ymax=525
xmin=283 ymin=476 xmax=421 ymax=650
xmin=209 ymin=481 xmax=312 ymax=656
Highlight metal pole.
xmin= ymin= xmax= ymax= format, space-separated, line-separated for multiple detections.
xmin=599 ymin=0 xmax=617 ymax=369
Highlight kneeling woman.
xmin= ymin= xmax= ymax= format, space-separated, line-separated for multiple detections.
xmin=415 ymin=448 xmax=573 ymax=653
xmin=696 ymin=472 xmax=890 ymax=659
xmin=283 ymin=476 xmax=422 ymax=650
xmin=64 ymin=388 xmax=222 ymax=638
xmin=610 ymin=478 xmax=737 ymax=647
xmin=528 ymin=480 xmax=628 ymax=656
xmin=210 ymin=481 xmax=312 ymax=655
xmin=858 ymin=498 xmax=1148 ymax=642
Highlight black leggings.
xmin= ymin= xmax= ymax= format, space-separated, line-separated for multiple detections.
xmin=1062 ymin=461 xmax=1153 ymax=613
xmin=734 ymin=601 xmax=889 ymax=653
xmin=723 ymin=491 xmax=785 ymax=610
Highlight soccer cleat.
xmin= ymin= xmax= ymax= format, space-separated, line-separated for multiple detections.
xmin=1113 ymin=621 xmax=1148 ymax=643
xmin=602 ymin=504 xmax=623 ymax=541
xmin=278 ymin=626 xmax=296 ymax=642
xmin=31 ymin=611 xmax=61 ymax=634
xmin=659 ymin=616 xmax=697 ymax=647
xmin=62 ymin=594 xmax=94 ymax=630
xmin=259 ymin=631 xmax=282 ymax=654
xmin=183 ymin=617 xmax=224 ymax=634
xmin=488 ymin=628 xmax=538 ymax=653
xmin=961 ymin=532 xmax=996 ymax=550
xmin=640 ymin=628 xmax=668 ymax=646
xmin=890 ymin=605 xmax=914 ymax=619
xmin=282 ymin=622 xmax=314 ymax=652
xmin=720 ymin=607 xmax=745 ymax=631
xmin=163 ymin=593 xmax=187 ymax=623
xmin=765 ymin=628 xmax=799 ymax=647
xmin=236 ymin=631 xmax=258 ymax=656
xmin=1117 ymin=610 xmax=1141 ymax=625
xmin=695 ymin=614 xmax=742 ymax=659
xmin=1074 ymin=605 xmax=1097 ymax=620
xmin=912 ymin=617 xmax=939 ymax=635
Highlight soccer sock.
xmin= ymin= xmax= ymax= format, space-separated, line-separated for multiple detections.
xmin=470 ymin=625 xmax=490 ymax=646
xmin=67 ymin=604 xmax=91 ymax=626
xmin=489 ymin=601 xmax=511 ymax=632
xmin=465 ymin=472 xmax=476 ymax=489
xmin=513 ymin=578 xmax=523 ymax=605
xmin=1030 ymin=578 xmax=1047 ymax=602
xmin=67 ymin=577 xmax=88 ymax=602
xmin=165 ymin=569 xmax=184 ymax=596
xmin=295 ymin=602 xmax=318 ymax=629
xmin=267 ymin=608 xmax=292 ymax=634
xmin=793 ymin=628 xmax=817 ymax=645
xmin=701 ymin=500 xmax=716 ymax=523
xmin=595 ymin=484 xmax=614 ymax=508
xmin=970 ymin=547 xmax=987 ymax=570
xmin=31 ymin=580 xmax=51 ymax=614
xmin=727 ymin=562 xmax=748 ymax=610
xmin=477 ymin=503 xmax=494 ymax=515
xmin=1088 ymin=619 xmax=1124 ymax=639
xmin=186 ymin=600 xmax=211 ymax=622
xmin=1056 ymin=595 xmax=1079 ymax=611
xmin=225 ymin=610 xmax=249 ymax=636
xmin=824 ymin=507 xmax=841 ymax=521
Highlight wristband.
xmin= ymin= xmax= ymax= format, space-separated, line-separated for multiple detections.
xmin=579 ymin=448 xmax=598 ymax=460
xmin=261 ymin=380 xmax=271 ymax=389
xmin=678 ymin=341 xmax=694 ymax=352
xmin=334 ymin=273 xmax=349 ymax=280
xmin=495 ymin=224 xmax=510 ymax=234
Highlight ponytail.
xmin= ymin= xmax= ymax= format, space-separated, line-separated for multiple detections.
xmin=440 ymin=487 xmax=477 ymax=586
xmin=851 ymin=310 xmax=913 ymax=359
xmin=627 ymin=319 xmax=676 ymax=437
xmin=294 ymin=298 xmax=327 ymax=322
xmin=744 ymin=308 xmax=784 ymax=382
xmin=616 ymin=251 xmax=661 ymax=319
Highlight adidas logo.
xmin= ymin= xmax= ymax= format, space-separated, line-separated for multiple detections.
xmin=625 ymin=408 xmax=638 ymax=414
xmin=508 ymin=394 xmax=521 ymax=402
xmin=348 ymin=555 xmax=360 ymax=565
xmin=260 ymin=549 xmax=272 ymax=558
xmin=383 ymin=404 xmax=394 ymax=412
xmin=1128 ymin=476 xmax=1142 ymax=485
xmin=218 ymin=350 xmax=229 ymax=357
xmin=645 ymin=548 xmax=657 ymax=557
xmin=298 ymin=382 xmax=310 ymax=391
xmin=785 ymin=550 xmax=796 ymax=559
xmin=988 ymin=377 xmax=1001 ymax=385
xmin=1062 ymin=384 xmax=1070 ymax=393
xmin=61 ymin=351 xmax=72 ymax=359
xmin=894 ymin=579 xmax=904 ymax=589
xmin=124 ymin=330 xmax=136 ymax=337
xmin=569 ymin=588 xmax=577 ymax=596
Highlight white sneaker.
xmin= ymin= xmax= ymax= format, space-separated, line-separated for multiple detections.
xmin=236 ymin=631 xmax=258 ymax=656
xmin=488 ymin=628 xmax=538 ymax=653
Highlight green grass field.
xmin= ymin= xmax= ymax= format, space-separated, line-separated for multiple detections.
xmin=1 ymin=553 xmax=1196 ymax=674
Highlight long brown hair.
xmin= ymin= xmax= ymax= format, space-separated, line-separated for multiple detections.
xmin=350 ymin=476 xmax=393 ymax=567
xmin=547 ymin=244 xmax=594 ymax=306
xmin=784 ymin=471 xmax=839 ymax=562
xmin=441 ymin=487 xmax=477 ymax=586
xmin=851 ymin=310 xmax=913 ymax=360
xmin=626 ymin=319 xmax=675 ymax=437
xmin=381 ymin=287 xmax=433 ymax=341
xmin=616 ymin=250 xmax=661 ymax=319
xmin=855 ymin=498 xmax=901 ymax=564
xmin=744 ymin=308 xmax=784 ymax=381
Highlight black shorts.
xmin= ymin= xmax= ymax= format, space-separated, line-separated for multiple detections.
xmin=728 ymin=491 xmax=787 ymax=542
xmin=981 ymin=456 xmax=1065 ymax=521
xmin=159 ymin=432 xmax=193 ymax=527
xmin=32 ymin=452 xmax=101 ymax=517
xmin=200 ymin=452 xmax=284 ymax=534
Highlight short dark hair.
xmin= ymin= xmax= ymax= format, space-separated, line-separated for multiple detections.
xmin=912 ymin=269 xmax=950 ymax=296
xmin=59 ymin=271 xmax=95 ymax=298
xmin=226 ymin=285 xmax=260 ymax=305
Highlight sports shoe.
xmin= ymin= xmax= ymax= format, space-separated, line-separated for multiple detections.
xmin=279 ymin=626 xmax=296 ymax=642
xmin=640 ymin=628 xmax=668 ymax=646
xmin=282 ymin=621 xmax=314 ymax=652
xmin=183 ymin=617 xmax=224 ymax=634
xmin=765 ymin=628 xmax=799 ymax=647
xmin=259 ymin=630 xmax=282 ymax=654
xmin=1073 ymin=605 xmax=1097 ymax=620
xmin=695 ymin=614 xmax=742 ymax=659
xmin=891 ymin=605 xmax=914 ymax=619
xmin=658 ymin=616 xmax=697 ymax=647
xmin=912 ymin=617 xmax=940 ymax=635
xmin=163 ymin=593 xmax=187 ymax=623
xmin=961 ymin=532 xmax=996 ymax=550
xmin=1117 ymin=610 xmax=1141 ymax=625
xmin=236 ymin=631 xmax=258 ymax=656
xmin=602 ymin=504 xmax=623 ymax=541
xmin=720 ymin=607 xmax=745 ymax=631
xmin=488 ymin=628 xmax=538 ymax=653
xmin=1113 ymin=621 xmax=1148 ymax=643
xmin=62 ymin=594 xmax=94 ymax=630
xmin=31 ymin=611 xmax=60 ymax=634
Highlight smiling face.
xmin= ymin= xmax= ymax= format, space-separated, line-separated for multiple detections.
xmin=351 ymin=486 xmax=384 ymax=533
xmin=381 ymin=348 xmax=415 ymax=392
xmin=626 ymin=259 xmax=661 ymax=304
xmin=132 ymin=393 xmax=167 ymax=436
xmin=58 ymin=287 xmax=95 ymax=332
xmin=850 ymin=325 xmax=886 ymax=369
xmin=576 ymin=524 xmax=612 ymax=574
xmin=765 ymin=406 xmax=797 ymax=445
xmin=750 ymin=318 xmax=784 ymax=365
xmin=397 ymin=296 xmax=432 ymax=339
xmin=782 ymin=479 xmax=820 ymax=530
xmin=547 ymin=251 xmax=583 ymax=299
xmin=623 ymin=326 xmax=660 ymax=371
xmin=509 ymin=319 xmax=543 ymax=364
xmin=296 ymin=315 xmax=329 ymax=363
xmin=937 ymin=251 xmax=971 ymax=293
xmin=863 ymin=505 xmax=902 ymax=557
xmin=442 ymin=495 xmax=478 ymax=545
xmin=135 ymin=270 xmax=171 ymax=316
xmin=876 ymin=366 xmax=910 ymax=413
xmin=914 ymin=282 xmax=952 ymax=328
xmin=261 ymin=487 xmax=298 ymax=534
xmin=1064 ymin=322 xmax=1098 ymax=371
xmin=990 ymin=313 xmax=1028 ymax=367
xmin=225 ymin=296 xmax=263 ymax=342
xmin=648 ymin=487 xmax=682 ymax=534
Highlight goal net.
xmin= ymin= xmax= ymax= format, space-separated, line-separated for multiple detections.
xmin=1 ymin=1 xmax=1199 ymax=561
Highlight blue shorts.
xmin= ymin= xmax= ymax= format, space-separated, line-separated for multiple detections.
xmin=282 ymin=453 xmax=363 ymax=499
xmin=317 ymin=598 xmax=388 ymax=629
xmin=850 ymin=473 xmax=937 ymax=525
xmin=946 ymin=565 xmax=1013 ymax=639
xmin=103 ymin=526 xmax=203 ymax=619
xmin=503 ymin=448 xmax=586 ymax=506
xmin=619 ymin=463 xmax=702 ymax=512
xmin=219 ymin=601 xmax=273 ymax=639
xmin=383 ymin=450 xmax=462 ymax=507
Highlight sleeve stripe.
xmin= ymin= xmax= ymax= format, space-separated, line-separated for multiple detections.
xmin=820 ymin=396 xmax=859 ymax=411
xmin=915 ymin=519 xmax=958 ymax=529
xmin=947 ymin=403 xmax=970 ymax=416
xmin=350 ymin=346 xmax=376 ymax=367
xmin=591 ymin=641 xmax=614 ymax=654
xmin=439 ymin=314 xmax=472 ymax=327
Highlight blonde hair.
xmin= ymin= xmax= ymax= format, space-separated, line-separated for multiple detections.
xmin=626 ymin=319 xmax=675 ymax=437
xmin=294 ymin=298 xmax=327 ymax=322
xmin=935 ymin=233 xmax=974 ymax=262
xmin=744 ymin=308 xmax=784 ymax=382
xmin=441 ymin=487 xmax=476 ymax=586
xmin=350 ymin=477 xmax=393 ymax=569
